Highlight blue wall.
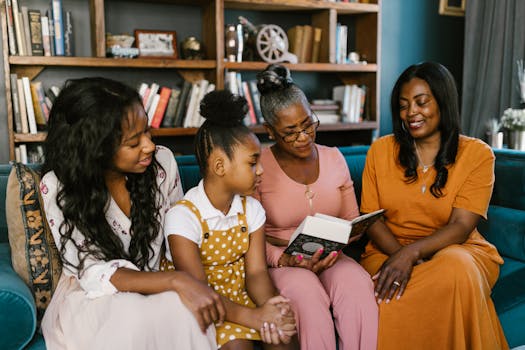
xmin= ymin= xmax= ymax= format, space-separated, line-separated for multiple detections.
xmin=379 ymin=0 xmax=464 ymax=136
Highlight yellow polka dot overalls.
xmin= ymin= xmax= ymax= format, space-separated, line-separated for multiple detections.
xmin=178 ymin=197 xmax=261 ymax=347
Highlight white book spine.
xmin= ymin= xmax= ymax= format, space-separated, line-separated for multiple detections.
xmin=146 ymin=94 xmax=160 ymax=125
xmin=22 ymin=77 xmax=37 ymax=134
xmin=17 ymin=78 xmax=29 ymax=133
xmin=19 ymin=144 xmax=28 ymax=164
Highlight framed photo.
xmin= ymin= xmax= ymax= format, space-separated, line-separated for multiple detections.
xmin=439 ymin=0 xmax=466 ymax=17
xmin=134 ymin=30 xmax=178 ymax=58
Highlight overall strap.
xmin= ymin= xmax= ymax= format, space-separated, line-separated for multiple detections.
xmin=176 ymin=199 xmax=211 ymax=236
xmin=236 ymin=196 xmax=248 ymax=233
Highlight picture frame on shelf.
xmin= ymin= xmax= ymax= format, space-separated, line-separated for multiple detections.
xmin=438 ymin=0 xmax=466 ymax=17
xmin=134 ymin=30 xmax=178 ymax=58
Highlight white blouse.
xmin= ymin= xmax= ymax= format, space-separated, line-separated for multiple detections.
xmin=40 ymin=146 xmax=183 ymax=298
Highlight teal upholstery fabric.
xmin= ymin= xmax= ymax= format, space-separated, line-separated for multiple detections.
xmin=0 ymin=164 xmax=11 ymax=243
xmin=492 ymin=149 xmax=525 ymax=211
xmin=0 ymin=244 xmax=37 ymax=350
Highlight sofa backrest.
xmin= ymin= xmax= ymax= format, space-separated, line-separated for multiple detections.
xmin=0 ymin=165 xmax=11 ymax=243
xmin=491 ymin=149 xmax=525 ymax=211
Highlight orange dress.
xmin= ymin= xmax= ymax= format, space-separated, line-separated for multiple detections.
xmin=360 ymin=135 xmax=509 ymax=350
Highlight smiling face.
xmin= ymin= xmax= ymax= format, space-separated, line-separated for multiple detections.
xmin=223 ymin=133 xmax=263 ymax=196
xmin=267 ymin=101 xmax=318 ymax=158
xmin=399 ymin=78 xmax=441 ymax=141
xmin=111 ymin=103 xmax=156 ymax=175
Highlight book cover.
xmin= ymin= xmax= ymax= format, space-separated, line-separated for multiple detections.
xmin=146 ymin=93 xmax=160 ymax=125
xmin=299 ymin=25 xmax=313 ymax=63
xmin=29 ymin=81 xmax=47 ymax=129
xmin=150 ymin=87 xmax=172 ymax=128
xmin=284 ymin=209 xmax=385 ymax=259
xmin=311 ymin=27 xmax=322 ymax=63
xmin=183 ymin=82 xmax=201 ymax=128
xmin=27 ymin=9 xmax=44 ymax=56
xmin=241 ymin=81 xmax=257 ymax=125
xmin=247 ymin=80 xmax=263 ymax=124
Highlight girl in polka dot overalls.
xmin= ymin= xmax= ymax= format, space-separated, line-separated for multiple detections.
xmin=164 ymin=90 xmax=299 ymax=350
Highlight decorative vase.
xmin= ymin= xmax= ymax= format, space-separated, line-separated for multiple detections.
xmin=508 ymin=130 xmax=525 ymax=151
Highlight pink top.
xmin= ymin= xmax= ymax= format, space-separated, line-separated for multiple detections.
xmin=255 ymin=144 xmax=360 ymax=266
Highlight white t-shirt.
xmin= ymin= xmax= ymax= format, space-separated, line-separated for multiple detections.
xmin=164 ymin=180 xmax=266 ymax=261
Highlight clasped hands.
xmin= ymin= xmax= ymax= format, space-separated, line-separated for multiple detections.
xmin=372 ymin=245 xmax=424 ymax=304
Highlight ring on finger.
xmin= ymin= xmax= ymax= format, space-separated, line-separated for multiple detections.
xmin=393 ymin=281 xmax=401 ymax=287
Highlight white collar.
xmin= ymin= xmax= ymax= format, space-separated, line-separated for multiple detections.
xmin=190 ymin=180 xmax=244 ymax=220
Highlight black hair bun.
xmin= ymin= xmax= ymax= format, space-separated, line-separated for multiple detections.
xmin=199 ymin=90 xmax=248 ymax=127
xmin=256 ymin=64 xmax=293 ymax=95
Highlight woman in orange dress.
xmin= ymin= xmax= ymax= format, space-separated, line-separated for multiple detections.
xmin=360 ymin=61 xmax=509 ymax=350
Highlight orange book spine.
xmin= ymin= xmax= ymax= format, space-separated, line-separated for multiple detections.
xmin=150 ymin=87 xmax=172 ymax=128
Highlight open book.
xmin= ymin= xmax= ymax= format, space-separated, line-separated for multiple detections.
xmin=284 ymin=209 xmax=386 ymax=259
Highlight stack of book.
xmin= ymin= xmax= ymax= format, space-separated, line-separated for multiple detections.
xmin=224 ymin=71 xmax=264 ymax=126
xmin=332 ymin=84 xmax=368 ymax=123
xmin=138 ymin=79 xmax=215 ymax=129
xmin=287 ymin=25 xmax=323 ymax=63
xmin=5 ymin=0 xmax=73 ymax=57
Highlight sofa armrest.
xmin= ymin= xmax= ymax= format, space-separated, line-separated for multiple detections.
xmin=0 ymin=243 xmax=38 ymax=350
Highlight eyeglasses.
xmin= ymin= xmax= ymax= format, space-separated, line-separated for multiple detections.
xmin=273 ymin=114 xmax=320 ymax=143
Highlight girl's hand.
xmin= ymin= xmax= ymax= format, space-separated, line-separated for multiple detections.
xmin=372 ymin=246 xmax=419 ymax=304
xmin=173 ymin=271 xmax=226 ymax=332
xmin=256 ymin=296 xmax=297 ymax=344
xmin=278 ymin=249 xmax=340 ymax=274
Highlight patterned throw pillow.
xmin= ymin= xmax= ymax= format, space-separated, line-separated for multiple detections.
xmin=6 ymin=163 xmax=62 ymax=322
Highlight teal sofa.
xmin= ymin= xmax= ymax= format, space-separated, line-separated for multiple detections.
xmin=1 ymin=146 xmax=524 ymax=349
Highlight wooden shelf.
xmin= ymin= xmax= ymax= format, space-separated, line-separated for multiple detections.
xmin=9 ymin=56 xmax=216 ymax=69
xmin=14 ymin=132 xmax=47 ymax=143
xmin=224 ymin=0 xmax=379 ymax=14
xmin=224 ymin=61 xmax=377 ymax=72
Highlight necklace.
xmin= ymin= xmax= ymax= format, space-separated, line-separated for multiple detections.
xmin=414 ymin=142 xmax=435 ymax=193
xmin=305 ymin=185 xmax=315 ymax=213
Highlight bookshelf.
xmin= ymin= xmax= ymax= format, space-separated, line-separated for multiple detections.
xmin=2 ymin=0 xmax=381 ymax=160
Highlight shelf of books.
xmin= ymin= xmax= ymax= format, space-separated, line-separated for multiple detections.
xmin=3 ymin=0 xmax=380 ymax=162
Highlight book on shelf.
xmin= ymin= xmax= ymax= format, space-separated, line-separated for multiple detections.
xmin=287 ymin=25 xmax=303 ymax=61
xmin=146 ymin=93 xmax=160 ymax=125
xmin=11 ymin=0 xmax=26 ymax=56
xmin=27 ymin=9 xmax=44 ymax=56
xmin=20 ymin=6 xmax=32 ymax=56
xmin=46 ymin=10 xmax=55 ymax=56
xmin=247 ymin=80 xmax=264 ymax=124
xmin=173 ymin=80 xmax=192 ymax=128
xmin=64 ymin=11 xmax=73 ymax=56
xmin=284 ymin=209 xmax=385 ymax=259
xmin=311 ymin=27 xmax=322 ymax=63
xmin=299 ymin=25 xmax=313 ymax=63
xmin=241 ymin=81 xmax=257 ymax=126
xmin=30 ymin=81 xmax=50 ymax=126
xmin=161 ymin=87 xmax=181 ymax=128
xmin=5 ymin=0 xmax=18 ymax=55
xmin=9 ymin=73 xmax=22 ymax=133
xmin=21 ymin=77 xmax=37 ymax=134
xmin=144 ymin=83 xmax=159 ymax=112
xmin=16 ymin=78 xmax=29 ymax=133
xmin=51 ymin=0 xmax=64 ymax=56
xmin=41 ymin=15 xmax=51 ymax=56
xmin=150 ymin=86 xmax=172 ymax=129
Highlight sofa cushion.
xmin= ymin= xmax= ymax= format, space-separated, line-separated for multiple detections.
xmin=175 ymin=154 xmax=201 ymax=191
xmin=0 ymin=164 xmax=12 ymax=243
xmin=6 ymin=163 xmax=61 ymax=322
xmin=478 ymin=205 xmax=525 ymax=263
xmin=492 ymin=149 xmax=525 ymax=211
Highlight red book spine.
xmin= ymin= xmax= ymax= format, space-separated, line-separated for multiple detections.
xmin=150 ymin=87 xmax=172 ymax=128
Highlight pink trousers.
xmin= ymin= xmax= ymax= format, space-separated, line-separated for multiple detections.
xmin=269 ymin=254 xmax=378 ymax=350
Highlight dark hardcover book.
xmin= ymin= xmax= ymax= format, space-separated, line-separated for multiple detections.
xmin=161 ymin=87 xmax=181 ymax=128
xmin=173 ymin=80 xmax=192 ymax=128
xmin=46 ymin=10 xmax=55 ymax=56
xmin=28 ymin=9 xmax=44 ymax=56
xmin=10 ymin=73 xmax=22 ymax=132
xmin=64 ymin=11 xmax=73 ymax=56
xmin=284 ymin=209 xmax=385 ymax=259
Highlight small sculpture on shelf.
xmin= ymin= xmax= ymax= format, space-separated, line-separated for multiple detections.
xmin=105 ymin=33 xmax=139 ymax=58
xmin=237 ymin=16 xmax=297 ymax=64
xmin=181 ymin=36 xmax=205 ymax=60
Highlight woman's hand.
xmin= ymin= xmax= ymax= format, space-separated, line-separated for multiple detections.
xmin=172 ymin=271 xmax=226 ymax=332
xmin=256 ymin=296 xmax=297 ymax=344
xmin=372 ymin=245 xmax=420 ymax=304
xmin=278 ymin=249 xmax=340 ymax=274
